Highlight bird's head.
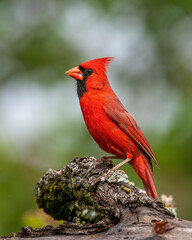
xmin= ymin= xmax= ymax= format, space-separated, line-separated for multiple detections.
xmin=66 ymin=57 xmax=114 ymax=98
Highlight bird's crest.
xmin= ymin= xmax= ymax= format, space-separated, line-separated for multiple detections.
xmin=80 ymin=57 xmax=114 ymax=72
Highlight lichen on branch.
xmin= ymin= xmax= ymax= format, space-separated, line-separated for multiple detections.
xmin=34 ymin=156 xmax=174 ymax=231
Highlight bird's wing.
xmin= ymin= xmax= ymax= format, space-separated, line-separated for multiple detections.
xmin=104 ymin=97 xmax=159 ymax=168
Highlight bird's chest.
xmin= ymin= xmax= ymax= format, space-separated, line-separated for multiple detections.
xmin=79 ymin=94 xmax=128 ymax=157
xmin=79 ymin=95 xmax=108 ymax=138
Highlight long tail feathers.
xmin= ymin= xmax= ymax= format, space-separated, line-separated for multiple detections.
xmin=131 ymin=155 xmax=158 ymax=199
xmin=143 ymin=165 xmax=158 ymax=198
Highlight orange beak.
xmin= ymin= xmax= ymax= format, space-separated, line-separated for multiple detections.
xmin=65 ymin=66 xmax=83 ymax=81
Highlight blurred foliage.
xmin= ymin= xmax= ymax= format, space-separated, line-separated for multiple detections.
xmin=0 ymin=0 xmax=192 ymax=236
xmin=22 ymin=209 xmax=62 ymax=229
xmin=0 ymin=142 xmax=42 ymax=235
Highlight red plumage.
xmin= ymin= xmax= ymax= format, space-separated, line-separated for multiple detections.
xmin=66 ymin=57 xmax=159 ymax=198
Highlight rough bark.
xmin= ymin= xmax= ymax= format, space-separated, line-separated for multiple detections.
xmin=2 ymin=157 xmax=192 ymax=239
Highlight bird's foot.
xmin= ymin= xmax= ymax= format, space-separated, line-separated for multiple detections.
xmin=87 ymin=156 xmax=117 ymax=173
xmin=98 ymin=156 xmax=118 ymax=167
xmin=116 ymin=169 xmax=126 ymax=174
xmin=96 ymin=157 xmax=131 ymax=182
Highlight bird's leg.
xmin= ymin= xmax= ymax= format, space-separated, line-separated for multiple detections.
xmin=88 ymin=156 xmax=119 ymax=173
xmin=111 ymin=157 xmax=131 ymax=170
xmin=97 ymin=157 xmax=132 ymax=181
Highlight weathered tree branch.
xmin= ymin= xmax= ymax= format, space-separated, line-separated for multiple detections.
xmin=3 ymin=157 xmax=192 ymax=239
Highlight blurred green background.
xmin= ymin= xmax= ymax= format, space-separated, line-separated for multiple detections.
xmin=0 ymin=0 xmax=192 ymax=236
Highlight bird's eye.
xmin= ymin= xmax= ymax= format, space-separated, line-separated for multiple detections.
xmin=87 ymin=68 xmax=93 ymax=74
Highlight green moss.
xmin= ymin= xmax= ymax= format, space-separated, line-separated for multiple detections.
xmin=35 ymin=170 xmax=104 ymax=224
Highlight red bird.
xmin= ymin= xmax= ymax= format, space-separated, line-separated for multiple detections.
xmin=66 ymin=57 xmax=159 ymax=198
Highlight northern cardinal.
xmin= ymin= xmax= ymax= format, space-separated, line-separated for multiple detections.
xmin=66 ymin=57 xmax=159 ymax=198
